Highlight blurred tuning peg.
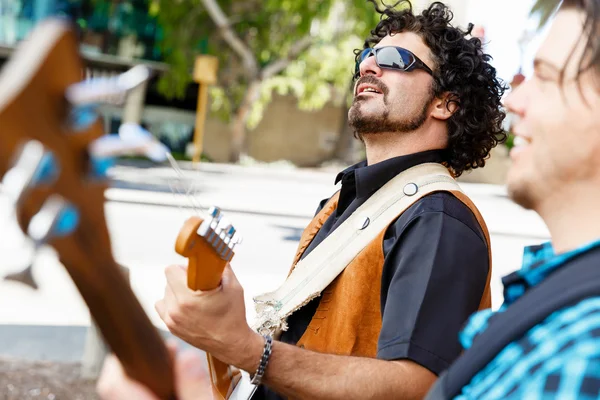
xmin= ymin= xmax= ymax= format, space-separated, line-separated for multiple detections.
xmin=3 ymin=195 xmax=80 ymax=290
xmin=66 ymin=65 xmax=152 ymax=107
xmin=89 ymin=123 xmax=170 ymax=163
xmin=27 ymin=195 xmax=80 ymax=242
xmin=1 ymin=140 xmax=58 ymax=204
xmin=66 ymin=65 xmax=153 ymax=134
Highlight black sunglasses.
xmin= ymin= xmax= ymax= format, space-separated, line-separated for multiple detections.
xmin=355 ymin=46 xmax=434 ymax=77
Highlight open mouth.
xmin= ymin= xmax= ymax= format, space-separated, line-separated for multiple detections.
xmin=357 ymin=84 xmax=383 ymax=95
xmin=510 ymin=134 xmax=532 ymax=161
xmin=513 ymin=135 xmax=532 ymax=147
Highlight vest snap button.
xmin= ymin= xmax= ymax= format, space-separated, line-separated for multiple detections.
xmin=356 ymin=216 xmax=370 ymax=230
xmin=403 ymin=183 xmax=418 ymax=196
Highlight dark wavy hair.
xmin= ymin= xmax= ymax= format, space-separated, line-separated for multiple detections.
xmin=356 ymin=0 xmax=508 ymax=177
xmin=562 ymin=0 xmax=600 ymax=89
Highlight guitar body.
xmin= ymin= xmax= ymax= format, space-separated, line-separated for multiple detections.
xmin=175 ymin=214 xmax=255 ymax=399
xmin=0 ymin=20 xmax=175 ymax=399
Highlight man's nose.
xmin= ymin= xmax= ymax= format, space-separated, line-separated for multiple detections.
xmin=359 ymin=52 xmax=383 ymax=78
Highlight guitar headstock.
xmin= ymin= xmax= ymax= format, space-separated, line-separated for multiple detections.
xmin=175 ymin=207 xmax=242 ymax=291
xmin=0 ymin=20 xmax=175 ymax=399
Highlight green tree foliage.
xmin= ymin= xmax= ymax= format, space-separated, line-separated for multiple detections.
xmin=151 ymin=0 xmax=384 ymax=161
xmin=529 ymin=0 xmax=561 ymax=29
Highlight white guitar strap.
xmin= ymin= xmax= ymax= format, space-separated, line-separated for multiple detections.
xmin=251 ymin=162 xmax=462 ymax=335
xmin=231 ymin=163 xmax=464 ymax=399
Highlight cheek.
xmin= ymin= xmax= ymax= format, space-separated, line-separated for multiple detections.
xmin=531 ymin=102 xmax=598 ymax=180
xmin=388 ymin=83 xmax=425 ymax=112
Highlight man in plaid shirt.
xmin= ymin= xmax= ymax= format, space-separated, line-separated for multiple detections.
xmin=98 ymin=0 xmax=600 ymax=399
xmin=426 ymin=0 xmax=600 ymax=398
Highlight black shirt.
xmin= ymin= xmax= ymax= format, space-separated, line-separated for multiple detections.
xmin=253 ymin=150 xmax=489 ymax=400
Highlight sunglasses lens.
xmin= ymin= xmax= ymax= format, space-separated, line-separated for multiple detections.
xmin=359 ymin=48 xmax=373 ymax=62
xmin=376 ymin=47 xmax=413 ymax=70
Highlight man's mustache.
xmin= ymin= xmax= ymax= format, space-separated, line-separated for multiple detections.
xmin=354 ymin=75 xmax=389 ymax=97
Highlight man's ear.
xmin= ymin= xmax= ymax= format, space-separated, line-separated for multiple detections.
xmin=431 ymin=92 xmax=459 ymax=121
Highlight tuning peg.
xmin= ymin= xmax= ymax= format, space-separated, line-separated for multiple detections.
xmin=90 ymin=156 xmax=115 ymax=178
xmin=27 ymin=195 xmax=78 ymax=242
xmin=216 ymin=224 xmax=234 ymax=254
xmin=68 ymin=103 xmax=100 ymax=132
xmin=223 ymin=232 xmax=243 ymax=261
xmin=211 ymin=221 xmax=226 ymax=248
xmin=3 ymin=196 xmax=78 ymax=290
xmin=218 ymin=225 xmax=236 ymax=255
xmin=208 ymin=206 xmax=221 ymax=221
xmin=206 ymin=208 xmax=223 ymax=242
xmin=225 ymin=225 xmax=236 ymax=238
xmin=66 ymin=65 xmax=151 ymax=107
xmin=196 ymin=207 xmax=222 ymax=239
xmin=224 ymin=226 xmax=236 ymax=247
xmin=89 ymin=124 xmax=170 ymax=163
xmin=1 ymin=141 xmax=58 ymax=204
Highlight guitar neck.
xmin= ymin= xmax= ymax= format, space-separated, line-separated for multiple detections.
xmin=176 ymin=214 xmax=239 ymax=399
xmin=49 ymin=188 xmax=176 ymax=400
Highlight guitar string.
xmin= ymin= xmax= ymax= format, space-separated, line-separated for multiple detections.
xmin=165 ymin=152 xmax=206 ymax=218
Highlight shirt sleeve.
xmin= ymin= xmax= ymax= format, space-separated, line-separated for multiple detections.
xmin=377 ymin=210 xmax=489 ymax=376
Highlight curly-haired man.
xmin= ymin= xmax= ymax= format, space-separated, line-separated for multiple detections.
xmin=98 ymin=1 xmax=507 ymax=399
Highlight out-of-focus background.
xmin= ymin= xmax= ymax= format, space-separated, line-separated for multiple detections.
xmin=0 ymin=0 xmax=555 ymax=398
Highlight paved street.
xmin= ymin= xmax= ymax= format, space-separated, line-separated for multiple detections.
xmin=0 ymin=161 xmax=549 ymax=362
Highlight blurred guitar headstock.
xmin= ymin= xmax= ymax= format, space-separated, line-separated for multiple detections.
xmin=0 ymin=19 xmax=175 ymax=399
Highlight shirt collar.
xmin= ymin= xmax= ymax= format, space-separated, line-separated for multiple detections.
xmin=334 ymin=149 xmax=446 ymax=200
xmin=502 ymin=238 xmax=600 ymax=305
xmin=459 ymin=237 xmax=600 ymax=350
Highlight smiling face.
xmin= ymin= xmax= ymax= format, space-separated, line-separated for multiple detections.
xmin=504 ymin=7 xmax=600 ymax=211
xmin=348 ymin=31 xmax=437 ymax=137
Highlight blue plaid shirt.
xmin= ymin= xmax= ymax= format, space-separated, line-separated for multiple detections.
xmin=456 ymin=239 xmax=600 ymax=400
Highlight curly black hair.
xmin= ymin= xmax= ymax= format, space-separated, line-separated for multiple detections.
xmin=357 ymin=0 xmax=508 ymax=177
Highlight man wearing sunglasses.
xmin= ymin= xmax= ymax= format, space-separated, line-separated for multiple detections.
xmin=98 ymin=1 xmax=507 ymax=399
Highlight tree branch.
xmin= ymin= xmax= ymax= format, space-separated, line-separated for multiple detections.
xmin=200 ymin=0 xmax=259 ymax=78
xmin=261 ymin=36 xmax=314 ymax=79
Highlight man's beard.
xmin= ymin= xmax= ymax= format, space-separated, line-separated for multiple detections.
xmin=348 ymin=79 xmax=434 ymax=139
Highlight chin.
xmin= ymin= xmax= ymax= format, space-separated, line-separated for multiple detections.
xmin=507 ymin=174 xmax=537 ymax=210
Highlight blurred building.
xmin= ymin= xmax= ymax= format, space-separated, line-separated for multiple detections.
xmin=0 ymin=0 xmax=534 ymax=175
xmin=0 ymin=0 xmax=349 ymax=166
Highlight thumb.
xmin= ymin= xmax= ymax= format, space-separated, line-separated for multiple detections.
xmin=175 ymin=350 xmax=213 ymax=400
xmin=221 ymin=264 xmax=240 ymax=290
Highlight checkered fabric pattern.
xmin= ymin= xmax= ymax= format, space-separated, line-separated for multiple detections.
xmin=455 ymin=240 xmax=600 ymax=399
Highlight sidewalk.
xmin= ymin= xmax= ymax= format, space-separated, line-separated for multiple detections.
xmin=108 ymin=160 xmax=548 ymax=240
xmin=0 ymin=161 xmax=549 ymax=365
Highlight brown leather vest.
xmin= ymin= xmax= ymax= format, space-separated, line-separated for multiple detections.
xmin=289 ymin=190 xmax=492 ymax=357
